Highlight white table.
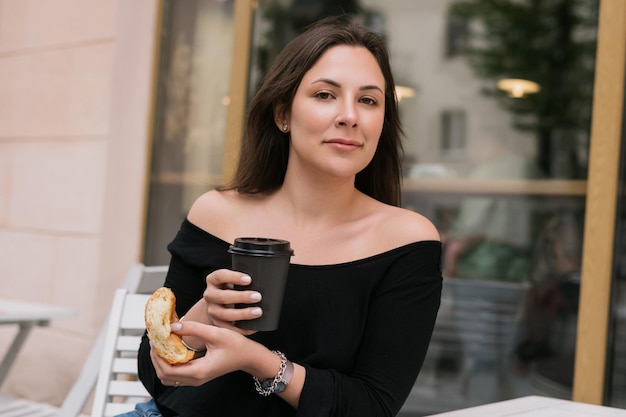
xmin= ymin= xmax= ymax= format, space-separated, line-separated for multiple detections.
xmin=426 ymin=396 xmax=626 ymax=416
xmin=0 ymin=297 xmax=75 ymax=387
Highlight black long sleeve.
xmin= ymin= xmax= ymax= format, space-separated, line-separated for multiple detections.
xmin=138 ymin=219 xmax=442 ymax=417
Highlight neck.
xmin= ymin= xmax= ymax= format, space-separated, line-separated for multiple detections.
xmin=274 ymin=172 xmax=362 ymax=230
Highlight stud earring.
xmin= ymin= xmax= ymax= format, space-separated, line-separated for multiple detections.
xmin=282 ymin=123 xmax=288 ymax=132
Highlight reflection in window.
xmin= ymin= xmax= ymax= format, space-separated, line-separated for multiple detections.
xmin=445 ymin=13 xmax=468 ymax=57
xmin=143 ymin=0 xmax=234 ymax=265
xmin=449 ymin=0 xmax=598 ymax=179
xmin=440 ymin=110 xmax=466 ymax=158
xmin=249 ymin=0 xmax=374 ymax=95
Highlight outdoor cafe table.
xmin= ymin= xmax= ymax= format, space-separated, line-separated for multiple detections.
xmin=0 ymin=297 xmax=75 ymax=387
xmin=426 ymin=395 xmax=626 ymax=416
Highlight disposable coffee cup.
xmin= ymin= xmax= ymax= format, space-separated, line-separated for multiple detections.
xmin=228 ymin=237 xmax=294 ymax=331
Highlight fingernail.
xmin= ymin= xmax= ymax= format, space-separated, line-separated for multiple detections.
xmin=250 ymin=292 xmax=262 ymax=301
xmin=240 ymin=275 xmax=251 ymax=284
xmin=251 ymin=307 xmax=262 ymax=316
xmin=171 ymin=322 xmax=182 ymax=331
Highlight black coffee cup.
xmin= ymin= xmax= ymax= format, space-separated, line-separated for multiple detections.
xmin=228 ymin=237 xmax=294 ymax=331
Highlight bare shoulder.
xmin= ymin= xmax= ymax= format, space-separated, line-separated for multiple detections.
xmin=188 ymin=189 xmax=234 ymax=216
xmin=187 ymin=189 xmax=241 ymax=235
xmin=377 ymin=204 xmax=441 ymax=247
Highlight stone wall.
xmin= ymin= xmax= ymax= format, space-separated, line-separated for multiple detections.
xmin=0 ymin=0 xmax=158 ymax=411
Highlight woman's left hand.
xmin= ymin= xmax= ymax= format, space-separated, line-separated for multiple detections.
xmin=151 ymin=320 xmax=250 ymax=387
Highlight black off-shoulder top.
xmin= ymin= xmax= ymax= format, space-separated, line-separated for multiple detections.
xmin=138 ymin=219 xmax=442 ymax=417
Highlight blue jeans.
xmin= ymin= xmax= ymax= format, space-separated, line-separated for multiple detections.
xmin=115 ymin=399 xmax=163 ymax=417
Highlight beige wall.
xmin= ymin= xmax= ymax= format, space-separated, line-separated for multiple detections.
xmin=0 ymin=0 xmax=158 ymax=409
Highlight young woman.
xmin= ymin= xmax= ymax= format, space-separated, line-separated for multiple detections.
xmin=136 ymin=15 xmax=442 ymax=417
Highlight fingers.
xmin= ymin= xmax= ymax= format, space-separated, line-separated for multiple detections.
xmin=207 ymin=300 xmax=263 ymax=323
xmin=160 ymin=379 xmax=182 ymax=388
xmin=205 ymin=268 xmax=252 ymax=289
xmin=169 ymin=318 xmax=255 ymax=340
xmin=205 ymin=270 xmax=261 ymax=305
xmin=205 ymin=285 xmax=262 ymax=308
xmin=204 ymin=269 xmax=264 ymax=326
xmin=150 ymin=341 xmax=205 ymax=387
xmin=150 ymin=320 xmax=255 ymax=387
xmin=170 ymin=320 xmax=219 ymax=339
xmin=208 ymin=317 xmax=258 ymax=336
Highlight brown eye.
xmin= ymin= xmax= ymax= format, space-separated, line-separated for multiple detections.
xmin=360 ymin=97 xmax=378 ymax=106
xmin=315 ymin=92 xmax=333 ymax=100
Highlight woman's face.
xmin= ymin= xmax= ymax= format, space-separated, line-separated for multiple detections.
xmin=282 ymin=45 xmax=386 ymax=180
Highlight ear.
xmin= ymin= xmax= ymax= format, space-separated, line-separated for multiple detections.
xmin=273 ymin=104 xmax=289 ymax=131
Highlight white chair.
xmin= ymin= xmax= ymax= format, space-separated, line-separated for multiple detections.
xmin=90 ymin=289 xmax=152 ymax=417
xmin=0 ymin=264 xmax=167 ymax=417
xmin=0 ymin=395 xmax=60 ymax=417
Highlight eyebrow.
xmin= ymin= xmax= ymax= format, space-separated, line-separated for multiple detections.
xmin=312 ymin=78 xmax=384 ymax=94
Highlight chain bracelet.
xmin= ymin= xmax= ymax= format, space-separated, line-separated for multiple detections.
xmin=253 ymin=350 xmax=287 ymax=397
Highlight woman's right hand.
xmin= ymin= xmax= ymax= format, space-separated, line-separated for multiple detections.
xmin=203 ymin=268 xmax=263 ymax=335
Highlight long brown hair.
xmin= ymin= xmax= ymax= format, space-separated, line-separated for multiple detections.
xmin=222 ymin=15 xmax=404 ymax=206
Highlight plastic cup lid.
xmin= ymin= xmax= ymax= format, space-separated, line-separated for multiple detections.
xmin=228 ymin=237 xmax=294 ymax=257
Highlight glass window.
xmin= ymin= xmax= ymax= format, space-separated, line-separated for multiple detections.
xmin=247 ymin=0 xmax=598 ymax=414
xmin=445 ymin=13 xmax=468 ymax=57
xmin=143 ymin=0 xmax=234 ymax=265
xmin=440 ymin=110 xmax=466 ymax=158
xmin=145 ymin=0 xmax=606 ymax=412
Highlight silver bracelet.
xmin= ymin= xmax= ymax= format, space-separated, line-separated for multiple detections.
xmin=181 ymin=338 xmax=205 ymax=353
xmin=253 ymin=351 xmax=293 ymax=396
xmin=178 ymin=315 xmax=207 ymax=356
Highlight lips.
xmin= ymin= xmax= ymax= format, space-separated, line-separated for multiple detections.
xmin=324 ymin=138 xmax=363 ymax=149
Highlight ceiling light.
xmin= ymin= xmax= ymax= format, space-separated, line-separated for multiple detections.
xmin=395 ymin=85 xmax=416 ymax=102
xmin=497 ymin=78 xmax=541 ymax=98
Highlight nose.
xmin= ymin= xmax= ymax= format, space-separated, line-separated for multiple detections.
xmin=335 ymin=99 xmax=357 ymax=128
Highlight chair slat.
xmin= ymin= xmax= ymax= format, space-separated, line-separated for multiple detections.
xmin=108 ymin=380 xmax=150 ymax=397
xmin=92 ymin=289 xmax=154 ymax=417
xmin=0 ymin=397 xmax=58 ymax=417
xmin=117 ymin=335 xmax=143 ymax=351
xmin=120 ymin=295 xmax=151 ymax=329
xmin=112 ymin=357 xmax=139 ymax=374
